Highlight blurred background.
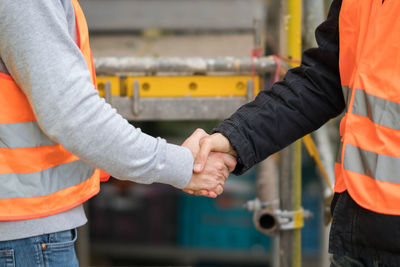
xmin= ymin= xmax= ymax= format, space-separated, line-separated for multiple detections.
xmin=77 ymin=0 xmax=337 ymax=266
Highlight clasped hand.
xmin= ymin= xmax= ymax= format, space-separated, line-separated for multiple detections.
xmin=181 ymin=129 xmax=237 ymax=198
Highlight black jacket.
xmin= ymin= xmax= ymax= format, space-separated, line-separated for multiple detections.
xmin=214 ymin=0 xmax=400 ymax=264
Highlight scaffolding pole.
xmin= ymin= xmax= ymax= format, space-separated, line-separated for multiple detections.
xmin=279 ymin=0 xmax=302 ymax=266
xmin=304 ymin=0 xmax=333 ymax=266
xmin=94 ymin=56 xmax=281 ymax=75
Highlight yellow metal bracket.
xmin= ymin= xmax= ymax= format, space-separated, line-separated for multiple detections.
xmin=277 ymin=208 xmax=304 ymax=230
xmin=97 ymin=75 xmax=260 ymax=98
xmin=97 ymin=76 xmax=120 ymax=97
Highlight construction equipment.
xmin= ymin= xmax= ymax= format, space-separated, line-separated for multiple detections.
xmin=94 ymin=57 xmax=277 ymax=120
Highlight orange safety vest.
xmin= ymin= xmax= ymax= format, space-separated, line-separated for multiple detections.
xmin=0 ymin=0 xmax=109 ymax=221
xmin=334 ymin=0 xmax=400 ymax=215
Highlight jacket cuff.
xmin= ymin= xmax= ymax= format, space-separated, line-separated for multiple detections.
xmin=213 ymin=119 xmax=256 ymax=175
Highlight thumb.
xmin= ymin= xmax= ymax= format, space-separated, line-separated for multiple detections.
xmin=193 ymin=137 xmax=213 ymax=173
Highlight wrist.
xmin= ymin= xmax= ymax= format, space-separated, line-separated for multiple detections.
xmin=214 ymin=133 xmax=238 ymax=158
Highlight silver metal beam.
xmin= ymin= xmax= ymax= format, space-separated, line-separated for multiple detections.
xmin=94 ymin=56 xmax=280 ymax=75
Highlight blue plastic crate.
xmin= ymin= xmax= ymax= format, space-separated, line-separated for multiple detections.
xmin=301 ymin=158 xmax=323 ymax=255
xmin=301 ymin=192 xmax=321 ymax=254
xmin=178 ymin=169 xmax=271 ymax=250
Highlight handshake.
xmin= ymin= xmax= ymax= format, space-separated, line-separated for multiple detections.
xmin=181 ymin=129 xmax=238 ymax=198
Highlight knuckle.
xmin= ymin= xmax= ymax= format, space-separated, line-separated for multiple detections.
xmin=196 ymin=128 xmax=208 ymax=137
xmin=230 ymin=157 xmax=237 ymax=166
xmin=216 ymin=173 xmax=224 ymax=181
xmin=216 ymin=186 xmax=223 ymax=195
xmin=216 ymin=162 xmax=226 ymax=171
xmin=223 ymin=154 xmax=234 ymax=163
xmin=199 ymin=137 xmax=208 ymax=146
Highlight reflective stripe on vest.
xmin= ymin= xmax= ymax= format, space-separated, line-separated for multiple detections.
xmin=0 ymin=122 xmax=57 ymax=148
xmin=0 ymin=170 xmax=100 ymax=221
xmin=343 ymin=144 xmax=400 ymax=184
xmin=342 ymin=86 xmax=352 ymax=112
xmin=0 ymin=161 xmax=95 ymax=198
xmin=336 ymin=0 xmax=400 ymax=214
xmin=352 ymin=88 xmax=400 ymax=130
xmin=0 ymin=0 xmax=104 ymax=220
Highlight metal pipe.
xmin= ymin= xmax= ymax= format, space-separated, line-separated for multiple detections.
xmin=94 ymin=56 xmax=282 ymax=75
xmin=255 ymin=157 xmax=280 ymax=267
xmin=279 ymin=142 xmax=302 ymax=267
xmin=304 ymin=0 xmax=325 ymax=50
xmin=252 ymin=156 xmax=280 ymax=235
xmin=279 ymin=0 xmax=302 ymax=266
xmin=253 ymin=19 xmax=264 ymax=50
xmin=314 ymin=127 xmax=335 ymax=267
xmin=304 ymin=0 xmax=334 ymax=206
xmin=303 ymin=1 xmax=332 ymax=266
xmin=245 ymin=156 xmax=284 ymax=267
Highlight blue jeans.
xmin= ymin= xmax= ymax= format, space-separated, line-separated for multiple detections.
xmin=331 ymin=255 xmax=395 ymax=267
xmin=0 ymin=229 xmax=78 ymax=267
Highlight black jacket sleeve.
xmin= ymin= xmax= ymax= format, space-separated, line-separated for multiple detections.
xmin=214 ymin=0 xmax=344 ymax=175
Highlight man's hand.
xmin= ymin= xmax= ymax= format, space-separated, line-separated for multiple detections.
xmin=194 ymin=133 xmax=237 ymax=173
xmin=181 ymin=129 xmax=237 ymax=198
xmin=181 ymin=128 xmax=209 ymax=158
xmin=184 ymin=152 xmax=236 ymax=198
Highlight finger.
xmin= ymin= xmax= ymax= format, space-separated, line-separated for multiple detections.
xmin=220 ymin=163 xmax=230 ymax=181
xmin=212 ymin=156 xmax=230 ymax=181
xmin=194 ymin=189 xmax=208 ymax=196
xmin=214 ymin=184 xmax=224 ymax=196
xmin=194 ymin=137 xmax=213 ymax=173
xmin=192 ymin=128 xmax=209 ymax=139
xmin=215 ymin=166 xmax=229 ymax=183
xmin=183 ymin=189 xmax=194 ymax=195
xmin=186 ymin=128 xmax=208 ymax=143
xmin=192 ymin=189 xmax=217 ymax=198
xmin=199 ymin=189 xmax=209 ymax=196
xmin=208 ymin=191 xmax=218 ymax=198
xmin=222 ymin=153 xmax=238 ymax=172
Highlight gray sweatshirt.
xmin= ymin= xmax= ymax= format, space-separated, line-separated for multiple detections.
xmin=0 ymin=0 xmax=193 ymax=241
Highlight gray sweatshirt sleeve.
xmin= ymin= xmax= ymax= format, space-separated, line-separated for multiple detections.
xmin=0 ymin=0 xmax=193 ymax=189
